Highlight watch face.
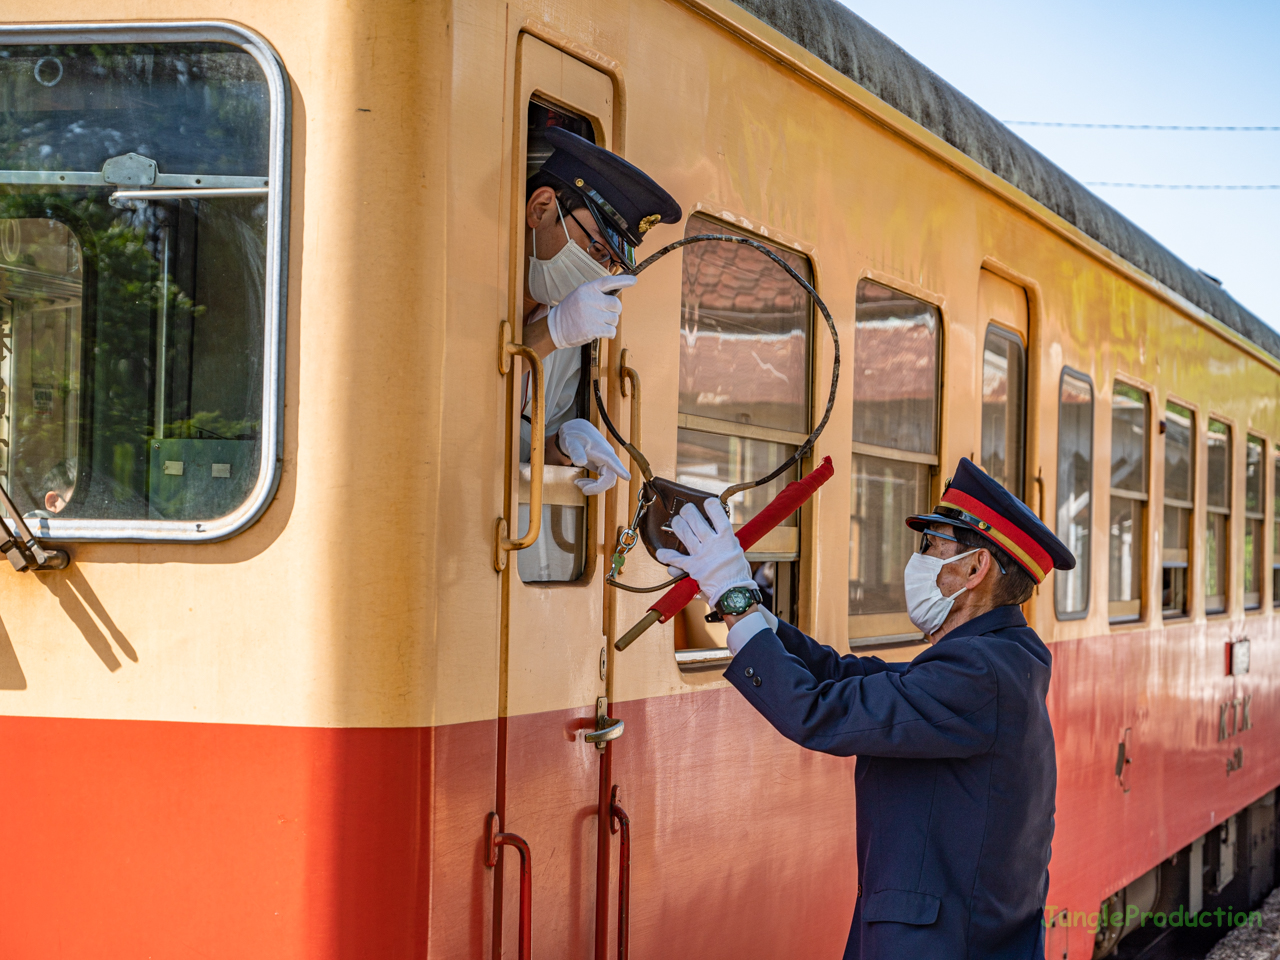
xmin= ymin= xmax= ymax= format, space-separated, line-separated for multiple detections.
xmin=720 ymin=587 xmax=753 ymax=615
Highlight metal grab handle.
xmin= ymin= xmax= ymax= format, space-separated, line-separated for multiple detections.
xmin=110 ymin=186 xmax=268 ymax=207
xmin=610 ymin=787 xmax=631 ymax=960
xmin=1034 ymin=468 xmax=1046 ymax=522
xmin=585 ymin=718 xmax=625 ymax=746
xmin=486 ymin=812 xmax=532 ymax=960
xmin=618 ymin=349 xmax=644 ymax=498
xmin=495 ymin=319 xmax=546 ymax=570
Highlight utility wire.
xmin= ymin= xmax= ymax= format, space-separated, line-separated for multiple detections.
xmin=1006 ymin=121 xmax=1280 ymax=131
xmin=1085 ymin=182 xmax=1280 ymax=190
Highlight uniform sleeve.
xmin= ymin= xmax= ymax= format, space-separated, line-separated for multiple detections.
xmin=725 ymin=627 xmax=998 ymax=759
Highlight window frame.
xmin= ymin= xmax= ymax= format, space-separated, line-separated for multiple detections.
xmin=0 ymin=21 xmax=290 ymax=542
xmin=1244 ymin=434 xmax=1264 ymax=611
xmin=979 ymin=323 xmax=1027 ymax=501
xmin=1161 ymin=399 xmax=1196 ymax=619
xmin=1204 ymin=418 xmax=1232 ymax=615
xmin=1054 ymin=366 xmax=1095 ymax=621
xmin=847 ymin=277 xmax=943 ymax=645
xmin=1108 ymin=381 xmax=1148 ymax=624
xmin=1273 ymin=444 xmax=1280 ymax=608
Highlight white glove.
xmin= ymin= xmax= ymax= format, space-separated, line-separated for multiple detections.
xmin=546 ymin=275 xmax=638 ymax=349
xmin=557 ymin=419 xmax=631 ymax=496
xmin=655 ymin=498 xmax=755 ymax=607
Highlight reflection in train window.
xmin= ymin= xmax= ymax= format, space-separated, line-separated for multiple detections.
xmin=515 ymin=98 xmax=598 ymax=584
xmin=1162 ymin=402 xmax=1195 ymax=617
xmin=1108 ymin=383 xmax=1147 ymax=623
xmin=675 ymin=214 xmax=810 ymax=631
xmin=1205 ymin=419 xmax=1231 ymax=614
xmin=1055 ymin=369 xmax=1093 ymax=619
xmin=1244 ymin=436 xmax=1264 ymax=610
xmin=849 ymin=280 xmax=939 ymax=642
xmin=981 ymin=326 xmax=1025 ymax=499
xmin=0 ymin=43 xmax=273 ymax=525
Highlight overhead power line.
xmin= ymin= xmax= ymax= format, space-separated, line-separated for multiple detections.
xmin=1005 ymin=121 xmax=1280 ymax=131
xmin=1085 ymin=182 xmax=1280 ymax=190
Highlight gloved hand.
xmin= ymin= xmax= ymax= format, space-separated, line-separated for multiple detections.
xmin=655 ymin=498 xmax=755 ymax=607
xmin=557 ymin=419 xmax=631 ymax=496
xmin=546 ymin=274 xmax=638 ymax=349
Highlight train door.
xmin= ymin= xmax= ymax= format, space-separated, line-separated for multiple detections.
xmin=492 ymin=33 xmax=615 ymax=958
xmin=976 ymin=267 xmax=1037 ymax=617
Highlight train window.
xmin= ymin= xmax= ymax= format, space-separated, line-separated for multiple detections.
xmin=1055 ymin=369 xmax=1093 ymax=619
xmin=516 ymin=99 xmax=598 ymax=584
xmin=1162 ymin=402 xmax=1195 ymax=618
xmin=981 ymin=326 xmax=1026 ymax=498
xmin=1273 ymin=446 xmax=1280 ymax=608
xmin=1205 ymin=420 xmax=1231 ymax=614
xmin=676 ymin=214 xmax=810 ymax=623
xmin=1108 ymin=383 xmax=1148 ymax=623
xmin=849 ymin=280 xmax=939 ymax=641
xmin=1244 ymin=436 xmax=1264 ymax=610
xmin=0 ymin=35 xmax=285 ymax=538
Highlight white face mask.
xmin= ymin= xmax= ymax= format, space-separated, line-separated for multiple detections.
xmin=527 ymin=200 xmax=610 ymax=305
xmin=904 ymin=548 xmax=979 ymax=636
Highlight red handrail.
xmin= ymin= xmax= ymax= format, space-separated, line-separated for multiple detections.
xmin=487 ymin=812 xmax=533 ymax=960
xmin=609 ymin=786 xmax=631 ymax=960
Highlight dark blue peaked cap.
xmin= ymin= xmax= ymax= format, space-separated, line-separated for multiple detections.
xmin=541 ymin=127 xmax=682 ymax=249
xmin=907 ymin=458 xmax=1075 ymax=583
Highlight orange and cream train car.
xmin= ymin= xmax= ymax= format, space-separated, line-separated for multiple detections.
xmin=0 ymin=1 xmax=1277 ymax=958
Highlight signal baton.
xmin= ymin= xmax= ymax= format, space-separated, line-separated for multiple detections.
xmin=614 ymin=456 xmax=835 ymax=651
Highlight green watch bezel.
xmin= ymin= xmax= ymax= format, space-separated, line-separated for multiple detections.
xmin=716 ymin=585 xmax=762 ymax=616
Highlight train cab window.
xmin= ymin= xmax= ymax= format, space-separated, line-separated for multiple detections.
xmin=1205 ymin=420 xmax=1231 ymax=614
xmin=849 ymin=280 xmax=939 ymax=642
xmin=981 ymin=326 xmax=1025 ymax=498
xmin=675 ymin=214 xmax=811 ymax=623
xmin=1055 ymin=370 xmax=1093 ymax=619
xmin=1162 ymin=402 xmax=1195 ymax=618
xmin=0 ymin=37 xmax=285 ymax=537
xmin=1108 ymin=383 xmax=1148 ymax=623
xmin=515 ymin=99 xmax=598 ymax=584
xmin=1244 ymin=436 xmax=1264 ymax=610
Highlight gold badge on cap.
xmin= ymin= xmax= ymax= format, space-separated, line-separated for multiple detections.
xmin=639 ymin=214 xmax=661 ymax=234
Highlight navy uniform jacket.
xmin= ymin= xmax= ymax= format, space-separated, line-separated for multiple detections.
xmin=726 ymin=606 xmax=1054 ymax=960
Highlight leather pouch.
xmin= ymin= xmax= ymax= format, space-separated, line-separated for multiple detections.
xmin=639 ymin=476 xmax=719 ymax=560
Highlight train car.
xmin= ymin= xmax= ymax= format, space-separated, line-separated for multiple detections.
xmin=0 ymin=1 xmax=1276 ymax=958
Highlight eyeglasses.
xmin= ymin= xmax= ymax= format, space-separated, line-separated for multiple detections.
xmin=564 ymin=208 xmax=630 ymax=275
xmin=918 ymin=527 xmax=1007 ymax=574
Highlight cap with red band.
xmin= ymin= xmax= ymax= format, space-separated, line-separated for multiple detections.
xmin=906 ymin=457 xmax=1076 ymax=584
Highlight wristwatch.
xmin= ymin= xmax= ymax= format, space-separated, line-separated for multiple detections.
xmin=714 ymin=584 xmax=764 ymax=617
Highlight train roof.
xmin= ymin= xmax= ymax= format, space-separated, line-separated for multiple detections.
xmin=732 ymin=0 xmax=1280 ymax=361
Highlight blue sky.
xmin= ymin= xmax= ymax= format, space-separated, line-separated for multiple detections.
xmin=839 ymin=0 xmax=1280 ymax=327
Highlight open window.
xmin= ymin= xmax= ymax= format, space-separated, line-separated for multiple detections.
xmin=673 ymin=214 xmax=811 ymax=649
xmin=0 ymin=29 xmax=287 ymax=539
xmin=848 ymin=280 xmax=940 ymax=644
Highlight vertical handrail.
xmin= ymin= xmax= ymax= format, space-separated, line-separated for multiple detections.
xmin=609 ymin=786 xmax=631 ymax=960
xmin=486 ymin=812 xmax=533 ymax=960
xmin=495 ymin=319 xmax=546 ymax=570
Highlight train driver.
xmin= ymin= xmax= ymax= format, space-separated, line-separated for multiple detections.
xmin=517 ymin=127 xmax=680 ymax=495
xmin=657 ymin=457 xmax=1075 ymax=960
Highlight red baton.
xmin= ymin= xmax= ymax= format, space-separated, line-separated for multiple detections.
xmin=615 ymin=456 xmax=834 ymax=651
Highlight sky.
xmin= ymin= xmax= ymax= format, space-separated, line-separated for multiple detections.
xmin=838 ymin=0 xmax=1280 ymax=328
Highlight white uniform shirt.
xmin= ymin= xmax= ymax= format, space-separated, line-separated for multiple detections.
xmin=520 ymin=304 xmax=583 ymax=462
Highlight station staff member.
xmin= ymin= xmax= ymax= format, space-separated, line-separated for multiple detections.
xmin=658 ymin=458 xmax=1075 ymax=959
xmin=518 ymin=127 xmax=680 ymax=494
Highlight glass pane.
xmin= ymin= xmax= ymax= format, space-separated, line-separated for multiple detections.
xmin=1205 ymin=511 xmax=1227 ymax=614
xmin=678 ymin=214 xmax=811 ymax=434
xmin=517 ymin=503 xmax=586 ymax=583
xmin=1164 ymin=402 xmax=1194 ymax=504
xmin=0 ymin=44 xmax=270 ymax=521
xmin=1055 ymin=372 xmax=1093 ymax=616
xmin=1207 ymin=420 xmax=1231 ymax=510
xmin=1111 ymin=383 xmax=1147 ymax=493
xmin=1244 ymin=518 xmax=1261 ymax=609
xmin=675 ymin=428 xmax=798 ymax=538
xmin=849 ymin=454 xmax=929 ymax=617
xmin=1108 ymin=496 xmax=1143 ymax=621
xmin=1163 ymin=504 xmax=1190 ymax=617
xmin=1245 ymin=436 xmax=1264 ymax=514
xmin=852 ymin=280 xmax=938 ymax=454
xmin=981 ymin=326 xmax=1025 ymax=498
